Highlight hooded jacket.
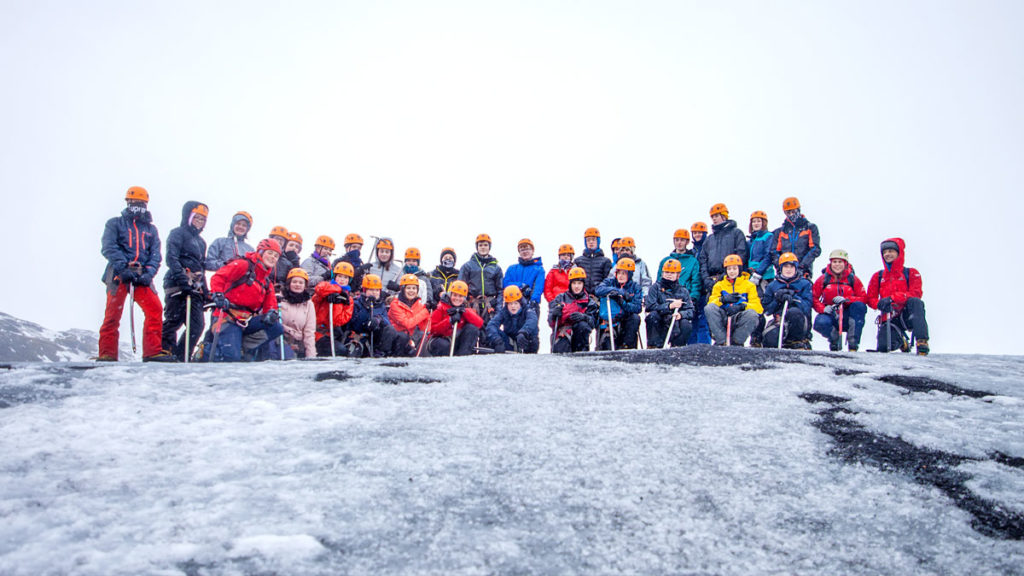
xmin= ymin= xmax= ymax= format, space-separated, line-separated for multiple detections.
xmin=101 ymin=205 xmax=162 ymax=286
xmin=429 ymin=265 xmax=460 ymax=301
xmin=205 ymin=214 xmax=254 ymax=272
xmin=771 ymin=213 xmax=821 ymax=274
xmin=389 ymin=293 xmax=431 ymax=336
xmin=763 ymin=273 xmax=813 ymax=318
xmin=348 ymin=294 xmax=390 ymax=335
xmin=656 ymin=252 xmax=702 ymax=302
xmin=544 ymin=261 xmax=572 ymax=302
xmin=595 ymin=274 xmax=643 ymax=316
xmin=301 ymin=252 xmax=332 ymax=289
xmin=503 ymin=256 xmax=546 ymax=305
xmin=548 ymin=288 xmax=599 ymax=332
xmin=312 ymin=281 xmax=355 ymax=340
xmin=699 ymin=219 xmax=749 ymax=291
xmin=163 ymin=201 xmax=209 ymax=292
xmin=866 ymin=237 xmax=923 ymax=319
xmin=574 ymin=241 xmax=613 ymax=295
xmin=748 ymin=229 xmax=776 ymax=280
xmin=459 ymin=253 xmax=504 ymax=299
xmin=812 ymin=264 xmax=866 ymax=314
xmin=607 ymin=254 xmax=653 ymax=300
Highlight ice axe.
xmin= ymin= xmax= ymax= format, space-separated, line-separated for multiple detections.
xmin=449 ymin=319 xmax=458 ymax=357
xmin=778 ymin=300 xmax=789 ymax=349
xmin=329 ymin=301 xmax=336 ymax=358
xmin=662 ymin=303 xmax=679 ymax=350
xmin=606 ymin=296 xmax=616 ymax=352
xmin=129 ymin=283 xmax=137 ymax=356
xmin=184 ymin=293 xmax=191 ymax=363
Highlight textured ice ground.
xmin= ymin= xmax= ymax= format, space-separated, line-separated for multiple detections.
xmin=0 ymin=349 xmax=1022 ymax=575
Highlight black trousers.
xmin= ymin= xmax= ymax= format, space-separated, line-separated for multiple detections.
xmin=428 ymin=324 xmax=481 ymax=356
xmin=161 ymin=290 xmax=205 ymax=361
xmin=876 ymin=298 xmax=929 ymax=352
xmin=763 ymin=309 xmax=809 ymax=348
xmin=552 ymin=322 xmax=593 ymax=353
xmin=599 ymin=314 xmax=641 ymax=350
xmin=645 ymin=313 xmax=692 ymax=348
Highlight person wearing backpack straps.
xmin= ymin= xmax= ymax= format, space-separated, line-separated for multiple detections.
xmin=867 ymin=238 xmax=929 ymax=355
xmin=770 ymin=197 xmax=821 ymax=280
xmin=812 ymin=249 xmax=867 ymax=351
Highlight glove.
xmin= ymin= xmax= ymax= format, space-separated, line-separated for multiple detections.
xmin=725 ymin=303 xmax=746 ymax=316
xmin=721 ymin=292 xmax=740 ymax=305
xmin=386 ymin=280 xmax=401 ymax=292
xmin=550 ymin=303 xmax=563 ymax=317
xmin=521 ymin=285 xmax=532 ymax=300
xmin=327 ymin=292 xmax=349 ymax=304
xmin=774 ymin=290 xmax=791 ymax=303
xmin=877 ymin=297 xmax=893 ymax=313
xmin=368 ymin=315 xmax=382 ymax=331
xmin=822 ymin=305 xmax=834 ymax=315
xmin=832 ymin=296 xmax=847 ymax=305
xmin=447 ymin=307 xmax=463 ymax=324
xmin=118 ymin=269 xmax=138 ymax=284
xmin=515 ymin=333 xmax=530 ymax=351
xmin=211 ymin=292 xmax=230 ymax=310
xmin=263 ymin=309 xmax=280 ymax=326
xmin=749 ymin=273 xmax=762 ymax=284
xmin=493 ymin=341 xmax=506 ymax=354
xmin=568 ymin=312 xmax=587 ymax=324
xmin=135 ymin=273 xmax=153 ymax=286
xmin=358 ymin=263 xmax=372 ymax=274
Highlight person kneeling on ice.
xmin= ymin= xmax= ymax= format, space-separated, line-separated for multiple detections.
xmin=486 ymin=286 xmax=540 ymax=354
xmin=595 ymin=258 xmax=643 ymax=350
xmin=346 ymin=274 xmax=400 ymax=358
xmin=428 ymin=280 xmax=484 ymax=356
xmin=207 ymin=238 xmax=285 ymax=362
xmin=312 ymin=261 xmax=355 ymax=357
xmin=704 ymin=255 xmax=762 ymax=346
xmin=388 ymin=274 xmax=432 ymax=356
xmin=272 ymin=268 xmax=317 ymax=359
xmin=867 ymin=238 xmax=929 ymax=355
xmin=762 ymin=252 xmax=813 ymax=349
xmin=812 ymin=249 xmax=867 ymax=352
xmin=548 ymin=267 xmax=599 ymax=353
xmin=645 ymin=259 xmax=695 ymax=348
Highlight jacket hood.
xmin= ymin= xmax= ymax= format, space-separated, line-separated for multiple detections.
xmin=228 ymin=213 xmax=250 ymax=239
xmin=881 ymin=237 xmax=906 ymax=274
xmin=518 ymin=256 xmax=543 ymax=267
xmin=179 ymin=201 xmax=208 ymax=228
xmin=474 ymin=253 xmax=498 ymax=265
xmin=712 ymin=219 xmax=738 ymax=234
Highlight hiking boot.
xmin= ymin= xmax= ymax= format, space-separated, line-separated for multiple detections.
xmin=143 ymin=350 xmax=178 ymax=363
xmin=96 ymin=356 xmax=117 ymax=362
xmin=847 ymin=344 xmax=858 ymax=352
xmin=829 ymin=336 xmax=841 ymax=352
xmin=916 ymin=339 xmax=929 ymax=356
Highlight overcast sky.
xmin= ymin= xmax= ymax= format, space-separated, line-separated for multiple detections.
xmin=1 ymin=1 xmax=1021 ymax=354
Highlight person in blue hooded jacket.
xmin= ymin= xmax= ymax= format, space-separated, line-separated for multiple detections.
xmin=161 ymin=200 xmax=210 ymax=361
xmin=502 ymin=238 xmax=545 ymax=312
xmin=762 ymin=252 xmax=814 ymax=349
xmin=486 ymin=286 xmax=539 ymax=353
xmin=595 ymin=258 xmax=644 ymax=350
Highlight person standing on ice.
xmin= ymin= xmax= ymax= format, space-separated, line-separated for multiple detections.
xmin=573 ymin=227 xmax=612 ymax=297
xmin=699 ymin=203 xmax=749 ymax=295
xmin=312 ymin=261 xmax=355 ymax=357
xmin=98 ymin=186 xmax=173 ymax=362
xmin=656 ymin=229 xmax=701 ymax=300
xmin=486 ymin=286 xmax=540 ymax=354
xmin=503 ymin=238 xmax=545 ymax=312
xmin=548 ymin=267 xmax=599 ymax=353
xmin=207 ymin=238 xmax=284 ymax=362
xmin=687 ymin=221 xmax=713 ymax=345
xmin=301 ymin=235 xmax=336 ymax=290
xmin=459 ymin=233 xmax=503 ymax=324
xmin=595 ymin=258 xmax=643 ymax=350
xmin=388 ymin=274 xmax=431 ymax=356
xmin=544 ymin=244 xmax=575 ymax=303
xmin=746 ymin=210 xmax=774 ymax=347
xmin=704 ymin=254 xmax=762 ymax=347
xmin=645 ymin=259 xmax=695 ymax=348
xmin=160 ymin=200 xmax=210 ymax=361
xmin=812 ymin=249 xmax=867 ymax=352
xmin=770 ymin=196 xmax=821 ymax=279
xmin=367 ymin=237 xmax=404 ymax=299
xmin=205 ymin=211 xmax=254 ymax=271
xmin=276 ymin=268 xmax=317 ymax=359
xmin=867 ymin=238 xmax=929 ymax=355
xmin=608 ymin=237 xmax=652 ymax=300
xmin=428 ymin=280 xmax=485 ymax=356
xmin=429 ymin=247 xmax=460 ymax=304
xmin=400 ymin=247 xmax=435 ymax=308
xmin=762 ymin=252 xmax=813 ymax=349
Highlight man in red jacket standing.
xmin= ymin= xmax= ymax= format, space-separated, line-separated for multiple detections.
xmin=867 ymin=238 xmax=929 ymax=355
xmin=207 ymin=238 xmax=285 ymax=361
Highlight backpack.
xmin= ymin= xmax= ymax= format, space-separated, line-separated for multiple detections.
xmin=876 ymin=267 xmax=912 ymax=294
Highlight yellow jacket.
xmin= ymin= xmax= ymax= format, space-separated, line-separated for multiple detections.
xmin=709 ymin=272 xmax=763 ymax=314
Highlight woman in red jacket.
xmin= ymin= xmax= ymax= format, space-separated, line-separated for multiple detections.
xmin=388 ymin=274 xmax=432 ymax=356
xmin=812 ymin=249 xmax=867 ymax=352
xmin=312 ymin=261 xmax=356 ymax=357
xmin=207 ymin=238 xmax=284 ymax=362
xmin=428 ymin=280 xmax=484 ymax=356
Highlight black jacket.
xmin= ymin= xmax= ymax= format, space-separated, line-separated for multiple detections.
xmin=162 ymin=201 xmax=208 ymax=291
xmin=699 ymin=219 xmax=748 ymax=291
xmin=573 ymin=249 xmax=612 ymax=295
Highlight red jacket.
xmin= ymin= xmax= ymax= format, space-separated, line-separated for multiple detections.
xmin=312 ymin=282 xmax=354 ymax=340
xmin=389 ymin=296 xmax=430 ymax=336
xmin=429 ymin=299 xmax=484 ymax=339
xmin=866 ymin=237 xmax=923 ymax=319
xmin=544 ymin=267 xmax=569 ymax=302
xmin=812 ymin=266 xmax=866 ymax=314
xmin=210 ymin=252 xmax=278 ymax=314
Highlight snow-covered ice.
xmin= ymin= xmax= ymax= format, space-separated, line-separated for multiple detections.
xmin=0 ymin=348 xmax=1022 ymax=575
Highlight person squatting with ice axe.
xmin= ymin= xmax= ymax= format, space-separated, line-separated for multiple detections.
xmin=595 ymin=258 xmax=644 ymax=350
xmin=704 ymin=254 xmax=762 ymax=346
xmin=812 ymin=249 xmax=867 ymax=352
xmin=548 ymin=267 xmax=599 ymax=353
xmin=98 ymin=186 xmax=174 ymax=362
xmin=761 ymin=252 xmax=813 ymax=349
xmin=486 ymin=286 xmax=540 ymax=354
xmin=428 ymin=280 xmax=485 ymax=356
xmin=867 ymin=238 xmax=930 ymax=355
xmin=388 ymin=273 xmax=432 ymax=357
xmin=276 ymin=267 xmax=317 ymax=359
xmin=204 ymin=238 xmax=285 ymax=362
xmin=345 ymin=274 xmax=401 ymax=358
xmin=645 ymin=259 xmax=695 ymax=349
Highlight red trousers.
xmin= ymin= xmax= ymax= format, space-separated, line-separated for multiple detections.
xmin=99 ymin=282 xmax=163 ymax=359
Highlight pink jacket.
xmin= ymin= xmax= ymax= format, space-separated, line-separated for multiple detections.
xmin=279 ymin=299 xmax=317 ymax=357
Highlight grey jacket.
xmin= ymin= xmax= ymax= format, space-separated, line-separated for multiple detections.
xmin=206 ymin=218 xmax=254 ymax=272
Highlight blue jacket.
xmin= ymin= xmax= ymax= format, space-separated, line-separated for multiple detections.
xmin=656 ymin=252 xmax=702 ymax=301
xmin=748 ymin=230 xmax=775 ymax=280
xmin=595 ymin=275 xmax=643 ymax=316
xmin=163 ymin=201 xmax=209 ymax=291
xmin=763 ymin=274 xmax=813 ymax=318
xmin=503 ymin=257 xmax=545 ymax=304
xmin=100 ymin=207 xmax=162 ymax=286
xmin=347 ymin=295 xmax=390 ymax=334
xmin=485 ymin=304 xmax=539 ymax=345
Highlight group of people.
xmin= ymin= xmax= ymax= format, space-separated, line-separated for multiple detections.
xmin=98 ymin=187 xmax=930 ymax=362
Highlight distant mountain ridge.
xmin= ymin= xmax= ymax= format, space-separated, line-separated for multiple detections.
xmin=0 ymin=312 xmax=131 ymax=362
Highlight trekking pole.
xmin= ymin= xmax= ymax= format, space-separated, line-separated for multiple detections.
xmin=725 ymin=315 xmax=732 ymax=347
xmin=449 ymin=321 xmax=458 ymax=357
xmin=129 ymin=283 xmax=137 ymax=356
xmin=886 ymin=314 xmax=892 ymax=353
xmin=368 ymin=303 xmax=375 ymax=358
xmin=416 ymin=319 xmax=431 ymax=358
xmin=778 ymin=300 xmax=789 ymax=349
xmin=638 ymin=304 xmax=647 ymax=349
xmin=663 ymin=307 xmax=677 ymax=350
xmin=329 ymin=302 xmax=336 ymax=358
xmin=606 ymin=296 xmax=616 ymax=352
xmin=279 ymin=334 xmax=285 ymax=360
xmin=184 ymin=293 xmax=191 ymax=363
xmin=837 ymin=304 xmax=844 ymax=352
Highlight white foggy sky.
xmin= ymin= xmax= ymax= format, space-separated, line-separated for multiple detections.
xmin=1 ymin=1 xmax=1021 ymax=354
